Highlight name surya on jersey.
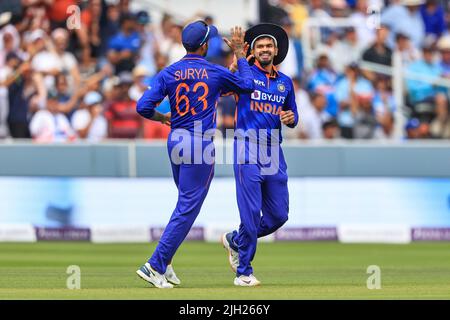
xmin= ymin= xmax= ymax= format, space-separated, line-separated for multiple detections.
xmin=174 ymin=68 xmax=209 ymax=81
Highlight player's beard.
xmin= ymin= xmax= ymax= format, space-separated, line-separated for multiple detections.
xmin=257 ymin=56 xmax=274 ymax=67
xmin=256 ymin=51 xmax=274 ymax=67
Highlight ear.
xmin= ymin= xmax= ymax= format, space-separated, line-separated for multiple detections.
xmin=274 ymin=46 xmax=279 ymax=56
xmin=201 ymin=42 xmax=208 ymax=54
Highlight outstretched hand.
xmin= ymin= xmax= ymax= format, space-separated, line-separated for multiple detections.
xmin=223 ymin=26 xmax=247 ymax=59
xmin=228 ymin=43 xmax=253 ymax=72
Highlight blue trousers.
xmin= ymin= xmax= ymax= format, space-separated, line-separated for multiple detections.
xmin=149 ymin=133 xmax=214 ymax=274
xmin=232 ymin=147 xmax=289 ymax=276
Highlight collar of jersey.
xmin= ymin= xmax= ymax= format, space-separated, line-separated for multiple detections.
xmin=253 ymin=60 xmax=279 ymax=79
xmin=182 ymin=53 xmax=205 ymax=60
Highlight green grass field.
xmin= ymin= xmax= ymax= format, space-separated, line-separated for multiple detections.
xmin=0 ymin=242 xmax=449 ymax=299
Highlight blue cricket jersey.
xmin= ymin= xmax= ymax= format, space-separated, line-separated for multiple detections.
xmin=235 ymin=61 xmax=299 ymax=145
xmin=136 ymin=54 xmax=255 ymax=133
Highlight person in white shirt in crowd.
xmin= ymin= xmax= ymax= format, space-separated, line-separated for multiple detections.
xmin=128 ymin=65 xmax=150 ymax=102
xmin=153 ymin=13 xmax=175 ymax=57
xmin=29 ymin=91 xmax=75 ymax=143
xmin=300 ymin=92 xmax=332 ymax=139
xmin=51 ymin=28 xmax=81 ymax=93
xmin=319 ymin=27 xmax=364 ymax=75
xmin=71 ymin=91 xmax=107 ymax=142
xmin=0 ymin=23 xmax=21 ymax=68
xmin=350 ymin=0 xmax=376 ymax=49
xmin=283 ymin=78 xmax=313 ymax=139
xmin=395 ymin=32 xmax=422 ymax=66
xmin=158 ymin=20 xmax=185 ymax=65
xmin=28 ymin=29 xmax=62 ymax=91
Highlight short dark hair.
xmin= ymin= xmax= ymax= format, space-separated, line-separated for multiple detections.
xmin=120 ymin=13 xmax=135 ymax=26
xmin=322 ymin=119 xmax=338 ymax=130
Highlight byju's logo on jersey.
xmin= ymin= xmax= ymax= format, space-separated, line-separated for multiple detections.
xmin=251 ymin=90 xmax=261 ymax=100
xmin=251 ymin=90 xmax=286 ymax=104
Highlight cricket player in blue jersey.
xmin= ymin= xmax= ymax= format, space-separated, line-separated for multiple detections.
xmin=222 ymin=23 xmax=299 ymax=286
xmin=135 ymin=21 xmax=255 ymax=288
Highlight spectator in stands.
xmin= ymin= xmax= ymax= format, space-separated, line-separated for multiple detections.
xmin=4 ymin=52 xmax=44 ymax=138
xmin=128 ymin=65 xmax=151 ymax=102
xmin=71 ymin=91 xmax=107 ymax=142
xmin=153 ymin=13 xmax=174 ymax=55
xmin=99 ymin=1 xmax=121 ymax=60
xmin=405 ymin=117 xmax=421 ymax=138
xmin=107 ymin=13 xmax=141 ymax=74
xmin=406 ymin=118 xmax=433 ymax=138
xmin=335 ymin=62 xmax=376 ymax=138
xmin=51 ymin=28 xmax=81 ymax=92
xmin=395 ymin=32 xmax=422 ymax=65
xmin=420 ymin=0 xmax=447 ymax=41
xmin=78 ymin=0 xmax=104 ymax=68
xmin=406 ymin=44 xmax=447 ymax=120
xmin=104 ymin=71 xmax=142 ymax=139
xmin=307 ymin=54 xmax=339 ymax=117
xmin=437 ymin=35 xmax=450 ymax=77
xmin=0 ymin=24 xmax=18 ymax=137
xmin=29 ymin=91 xmax=75 ymax=143
xmin=309 ymin=0 xmax=331 ymax=19
xmin=350 ymin=0 xmax=376 ymax=49
xmin=53 ymin=73 xmax=71 ymax=111
xmin=29 ymin=29 xmax=62 ymax=91
xmin=382 ymin=0 xmax=426 ymax=49
xmin=329 ymin=0 xmax=350 ymax=18
xmin=135 ymin=10 xmax=157 ymax=76
xmin=322 ymin=119 xmax=340 ymax=139
xmin=284 ymin=77 xmax=313 ymax=140
xmin=430 ymin=98 xmax=450 ymax=138
xmin=282 ymin=0 xmax=309 ymax=38
xmin=322 ymin=27 xmax=364 ymax=74
xmin=159 ymin=20 xmax=185 ymax=65
xmin=362 ymin=24 xmax=393 ymax=66
xmin=0 ymin=22 xmax=20 ymax=69
xmin=373 ymin=75 xmax=396 ymax=138
xmin=299 ymin=92 xmax=331 ymax=139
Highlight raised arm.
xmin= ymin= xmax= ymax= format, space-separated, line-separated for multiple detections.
xmin=221 ymin=26 xmax=255 ymax=94
xmin=136 ymin=72 xmax=171 ymax=125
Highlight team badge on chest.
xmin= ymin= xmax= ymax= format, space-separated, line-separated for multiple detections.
xmin=277 ymin=82 xmax=286 ymax=93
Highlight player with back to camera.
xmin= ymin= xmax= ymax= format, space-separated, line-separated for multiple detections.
xmin=135 ymin=20 xmax=255 ymax=288
xmin=222 ymin=23 xmax=299 ymax=286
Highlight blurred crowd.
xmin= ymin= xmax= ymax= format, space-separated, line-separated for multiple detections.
xmin=0 ymin=0 xmax=449 ymax=142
